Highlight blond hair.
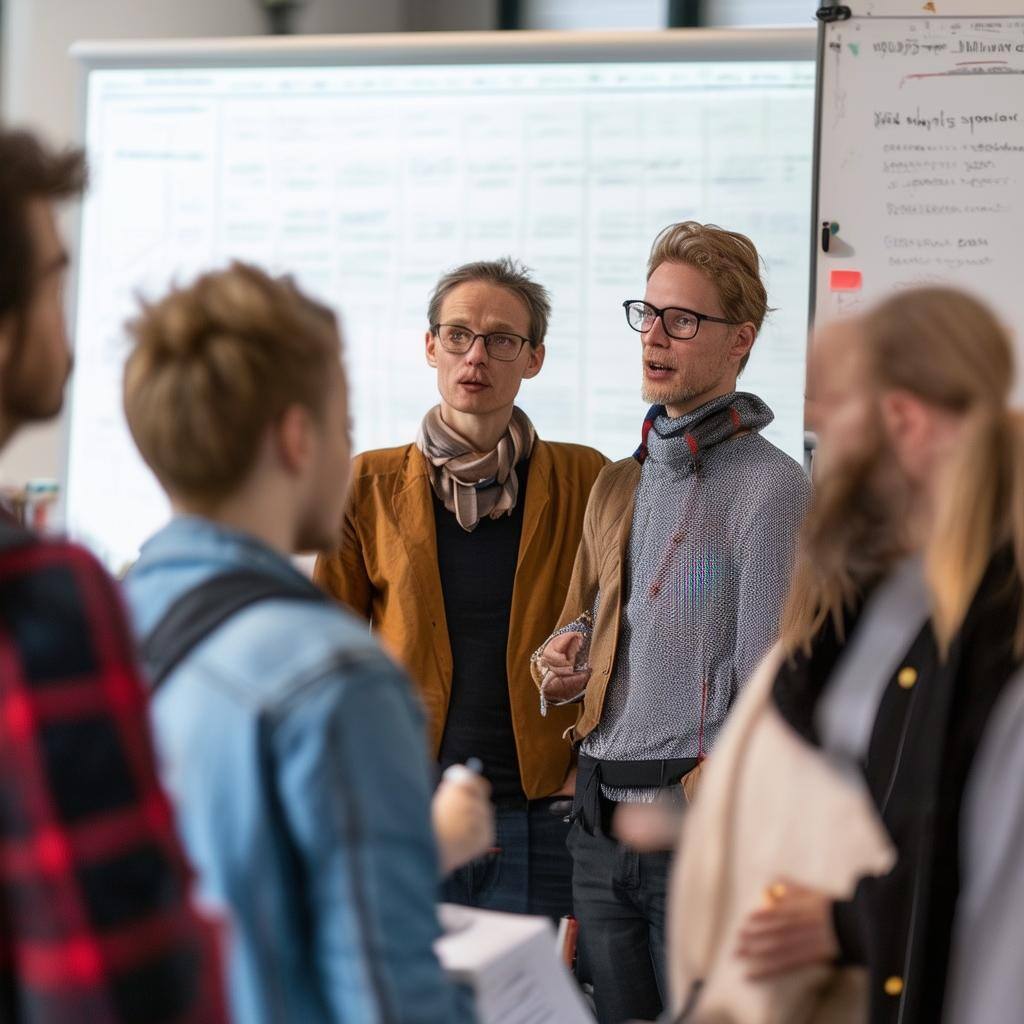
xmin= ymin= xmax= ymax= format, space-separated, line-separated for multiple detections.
xmin=124 ymin=262 xmax=340 ymax=507
xmin=647 ymin=221 xmax=771 ymax=370
xmin=782 ymin=286 xmax=1024 ymax=655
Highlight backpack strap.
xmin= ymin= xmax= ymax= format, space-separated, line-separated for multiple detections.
xmin=140 ymin=568 xmax=327 ymax=691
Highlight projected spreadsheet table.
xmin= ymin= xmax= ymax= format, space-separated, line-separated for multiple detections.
xmin=70 ymin=61 xmax=814 ymax=569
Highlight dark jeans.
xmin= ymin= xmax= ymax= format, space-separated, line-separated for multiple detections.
xmin=441 ymin=797 xmax=574 ymax=920
xmin=567 ymin=814 xmax=673 ymax=1024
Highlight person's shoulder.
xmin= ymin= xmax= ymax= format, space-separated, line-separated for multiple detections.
xmin=595 ymin=454 xmax=641 ymax=488
xmin=0 ymin=533 xmax=114 ymax=605
xmin=350 ymin=443 xmax=418 ymax=480
xmin=215 ymin=596 xmax=408 ymax=709
xmin=738 ymin=435 xmax=810 ymax=500
xmin=539 ymin=439 xmax=608 ymax=468
xmin=0 ymin=535 xmax=134 ymax=685
xmin=344 ymin=445 xmax=422 ymax=517
xmin=278 ymin=602 xmax=423 ymax=726
xmin=581 ymin=457 xmax=641 ymax=527
xmin=536 ymin=440 xmax=610 ymax=484
xmin=229 ymin=602 xmax=427 ymax=775
xmin=0 ymin=530 xmax=101 ymax=567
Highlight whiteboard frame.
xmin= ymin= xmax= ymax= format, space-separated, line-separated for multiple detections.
xmin=808 ymin=19 xmax=829 ymax=334
xmin=808 ymin=2 xmax=1024 ymax=330
xmin=817 ymin=1 xmax=1024 ymax=16
xmin=71 ymin=28 xmax=815 ymax=69
xmin=64 ymin=27 xmax=816 ymax=535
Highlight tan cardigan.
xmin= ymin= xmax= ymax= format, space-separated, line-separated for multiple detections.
xmin=667 ymin=647 xmax=896 ymax=1024
xmin=530 ymin=456 xmax=642 ymax=742
xmin=314 ymin=439 xmax=607 ymax=800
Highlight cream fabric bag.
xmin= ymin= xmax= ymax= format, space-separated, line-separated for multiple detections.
xmin=667 ymin=647 xmax=896 ymax=1024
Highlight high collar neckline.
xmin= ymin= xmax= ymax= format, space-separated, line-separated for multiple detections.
xmin=638 ymin=392 xmax=774 ymax=470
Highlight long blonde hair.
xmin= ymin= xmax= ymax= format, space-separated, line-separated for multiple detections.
xmin=782 ymin=286 xmax=1024 ymax=656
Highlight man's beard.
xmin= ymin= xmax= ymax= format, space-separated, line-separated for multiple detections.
xmin=640 ymin=349 xmax=731 ymax=409
xmin=2 ymin=382 xmax=65 ymax=423
xmin=1 ymin=330 xmax=70 ymax=426
xmin=642 ymin=379 xmax=704 ymax=406
xmin=806 ymin=421 xmax=912 ymax=587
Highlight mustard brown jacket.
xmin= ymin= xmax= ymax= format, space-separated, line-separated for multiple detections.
xmin=529 ymin=457 xmax=641 ymax=743
xmin=314 ymin=439 xmax=607 ymax=800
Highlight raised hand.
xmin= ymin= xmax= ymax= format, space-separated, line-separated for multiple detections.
xmin=538 ymin=630 xmax=591 ymax=703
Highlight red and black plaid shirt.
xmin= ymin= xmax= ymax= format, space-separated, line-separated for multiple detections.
xmin=0 ymin=525 xmax=226 ymax=1023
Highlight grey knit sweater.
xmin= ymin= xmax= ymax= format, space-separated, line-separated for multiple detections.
xmin=579 ymin=393 xmax=810 ymax=802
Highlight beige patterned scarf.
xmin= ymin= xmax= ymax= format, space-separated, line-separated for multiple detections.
xmin=416 ymin=405 xmax=537 ymax=532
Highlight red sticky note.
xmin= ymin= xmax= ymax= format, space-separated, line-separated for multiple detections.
xmin=830 ymin=269 xmax=862 ymax=292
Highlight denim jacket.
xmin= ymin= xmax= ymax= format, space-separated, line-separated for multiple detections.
xmin=125 ymin=516 xmax=473 ymax=1024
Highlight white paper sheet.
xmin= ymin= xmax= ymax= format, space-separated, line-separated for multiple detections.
xmin=436 ymin=904 xmax=593 ymax=1024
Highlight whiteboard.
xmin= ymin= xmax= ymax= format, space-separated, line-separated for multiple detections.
xmin=67 ymin=30 xmax=815 ymax=571
xmin=813 ymin=7 xmax=1024 ymax=377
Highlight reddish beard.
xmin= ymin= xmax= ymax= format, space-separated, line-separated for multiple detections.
xmin=806 ymin=422 xmax=911 ymax=591
xmin=641 ymin=348 xmax=731 ymax=409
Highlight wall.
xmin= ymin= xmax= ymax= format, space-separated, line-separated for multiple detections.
xmin=0 ymin=0 xmax=407 ymax=489
xmin=406 ymin=0 xmax=497 ymax=31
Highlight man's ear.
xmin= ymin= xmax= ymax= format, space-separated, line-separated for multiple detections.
xmin=275 ymin=403 xmax=314 ymax=476
xmin=879 ymin=389 xmax=922 ymax=441
xmin=879 ymin=388 xmax=934 ymax=479
xmin=425 ymin=329 xmax=438 ymax=368
xmin=731 ymin=323 xmax=756 ymax=366
xmin=522 ymin=343 xmax=545 ymax=381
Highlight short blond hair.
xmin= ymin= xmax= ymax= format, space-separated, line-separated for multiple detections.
xmin=647 ymin=221 xmax=770 ymax=370
xmin=123 ymin=262 xmax=340 ymax=506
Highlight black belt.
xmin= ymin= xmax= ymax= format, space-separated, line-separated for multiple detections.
xmin=572 ymin=753 xmax=699 ymax=834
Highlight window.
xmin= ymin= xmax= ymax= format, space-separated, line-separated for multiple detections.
xmin=701 ymin=0 xmax=813 ymax=28
xmin=518 ymin=0 xmax=669 ymax=30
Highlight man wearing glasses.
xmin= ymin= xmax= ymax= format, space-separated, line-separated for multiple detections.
xmin=315 ymin=258 xmax=606 ymax=919
xmin=533 ymin=222 xmax=810 ymax=1023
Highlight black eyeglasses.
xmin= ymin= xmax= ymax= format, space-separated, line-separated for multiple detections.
xmin=431 ymin=323 xmax=532 ymax=362
xmin=622 ymin=300 xmax=741 ymax=341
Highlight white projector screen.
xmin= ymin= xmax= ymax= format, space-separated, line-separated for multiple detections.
xmin=68 ymin=32 xmax=815 ymax=570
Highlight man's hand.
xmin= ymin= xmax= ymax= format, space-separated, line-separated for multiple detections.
xmin=539 ymin=631 xmax=591 ymax=703
xmin=613 ymin=802 xmax=681 ymax=853
xmin=735 ymin=880 xmax=838 ymax=979
xmin=432 ymin=768 xmax=496 ymax=875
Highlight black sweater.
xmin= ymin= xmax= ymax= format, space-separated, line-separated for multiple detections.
xmin=435 ymin=457 xmax=530 ymax=806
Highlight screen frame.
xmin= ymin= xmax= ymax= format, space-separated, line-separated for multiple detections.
xmin=71 ymin=28 xmax=814 ymax=70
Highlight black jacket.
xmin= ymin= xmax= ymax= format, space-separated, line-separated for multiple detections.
xmin=772 ymin=549 xmax=1022 ymax=1024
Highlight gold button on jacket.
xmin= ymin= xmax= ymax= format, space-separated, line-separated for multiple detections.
xmin=897 ymin=666 xmax=918 ymax=689
xmin=884 ymin=976 xmax=904 ymax=997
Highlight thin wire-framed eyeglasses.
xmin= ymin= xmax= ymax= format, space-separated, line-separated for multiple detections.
xmin=431 ymin=323 xmax=532 ymax=361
